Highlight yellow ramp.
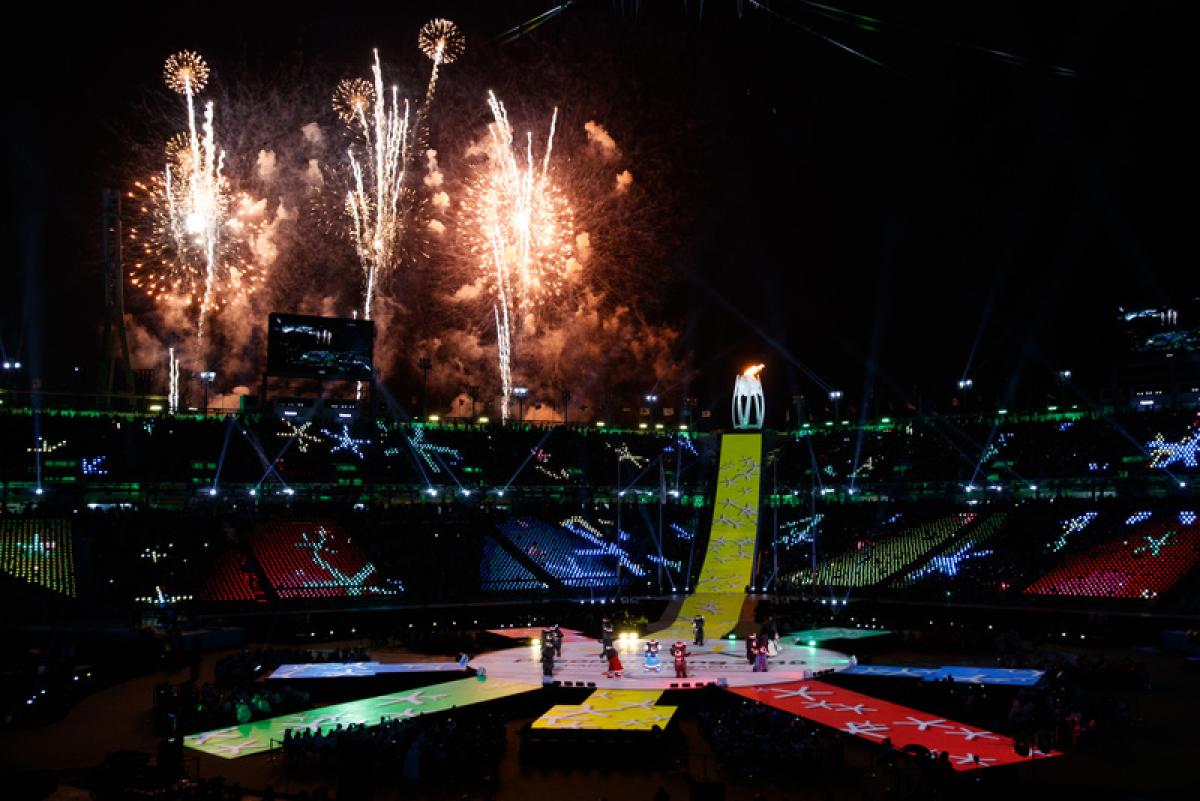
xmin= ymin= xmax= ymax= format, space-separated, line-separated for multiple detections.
xmin=657 ymin=432 xmax=761 ymax=641
xmin=532 ymin=689 xmax=677 ymax=730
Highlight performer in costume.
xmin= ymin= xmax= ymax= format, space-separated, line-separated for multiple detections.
xmin=540 ymin=640 xmax=556 ymax=678
xmin=746 ymin=632 xmax=758 ymax=665
xmin=753 ymin=640 xmax=769 ymax=672
xmin=643 ymin=638 xmax=662 ymax=672
xmin=599 ymin=618 xmax=615 ymax=657
xmin=602 ymin=645 xmax=624 ymax=678
xmin=670 ymin=641 xmax=689 ymax=678
xmin=764 ymin=617 xmax=781 ymax=654
xmin=692 ymin=615 xmax=705 ymax=646
xmin=550 ymin=624 xmax=563 ymax=657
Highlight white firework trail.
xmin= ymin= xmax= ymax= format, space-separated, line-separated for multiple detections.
xmin=164 ymin=57 xmax=226 ymax=340
xmin=168 ymin=347 xmax=180 ymax=413
xmin=343 ymin=50 xmax=414 ymax=322
xmin=470 ymin=91 xmax=570 ymax=421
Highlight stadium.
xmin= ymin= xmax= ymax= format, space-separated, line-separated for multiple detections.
xmin=2 ymin=3 xmax=1198 ymax=801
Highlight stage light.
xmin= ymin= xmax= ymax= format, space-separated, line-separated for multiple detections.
xmin=208 ymin=488 xmax=217 ymax=496
xmin=34 ymin=487 xmax=44 ymax=496
xmin=638 ymin=423 xmax=648 ymax=429
xmin=880 ymin=417 xmax=891 ymax=423
xmin=654 ymin=423 xmax=664 ymax=430
xmin=644 ymin=394 xmax=659 ymax=404
xmin=997 ymin=408 xmax=1008 ymax=415
xmin=149 ymin=404 xmax=163 ymax=412
xmin=477 ymin=416 xmax=490 ymax=424
xmin=427 ymin=414 xmax=440 ymax=422
xmin=512 ymin=387 xmax=529 ymax=398
xmin=425 ymin=487 xmax=438 ymax=496
xmin=957 ymin=379 xmax=974 ymax=390
xmin=249 ymin=489 xmax=257 ymax=496
xmin=829 ymin=390 xmax=843 ymax=400
xmin=283 ymin=487 xmax=295 ymax=495
xmin=595 ymin=420 xmax=606 ymax=427
xmin=808 ymin=640 xmax=817 ymax=647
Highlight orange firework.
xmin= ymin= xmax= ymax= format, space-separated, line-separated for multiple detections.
xmin=458 ymin=91 xmax=577 ymax=419
xmin=332 ymin=77 xmax=376 ymax=125
xmin=163 ymin=50 xmax=209 ymax=94
xmin=129 ymin=51 xmax=267 ymax=335
xmin=418 ymin=19 xmax=466 ymax=65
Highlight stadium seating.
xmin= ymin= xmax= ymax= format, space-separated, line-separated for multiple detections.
xmin=0 ymin=518 xmax=75 ymax=596
xmin=791 ymin=512 xmax=977 ymax=588
xmin=248 ymin=521 xmax=398 ymax=598
xmin=200 ymin=549 xmax=263 ymax=602
xmin=1025 ymin=511 xmax=1200 ymax=599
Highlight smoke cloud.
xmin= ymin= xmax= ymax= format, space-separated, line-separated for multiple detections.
xmin=584 ymin=120 xmax=620 ymax=158
xmin=301 ymin=122 xmax=324 ymax=146
xmin=256 ymin=149 xmax=277 ymax=181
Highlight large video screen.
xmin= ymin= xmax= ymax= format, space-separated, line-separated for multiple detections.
xmin=267 ymin=313 xmax=374 ymax=379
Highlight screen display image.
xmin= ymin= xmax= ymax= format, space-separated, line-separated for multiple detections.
xmin=267 ymin=313 xmax=374 ymax=379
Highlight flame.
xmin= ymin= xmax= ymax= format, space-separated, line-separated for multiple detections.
xmin=742 ymin=363 xmax=765 ymax=380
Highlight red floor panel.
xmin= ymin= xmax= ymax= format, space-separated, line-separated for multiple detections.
xmin=729 ymin=680 xmax=1059 ymax=771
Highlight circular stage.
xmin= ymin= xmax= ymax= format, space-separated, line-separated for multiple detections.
xmin=469 ymin=634 xmax=854 ymax=690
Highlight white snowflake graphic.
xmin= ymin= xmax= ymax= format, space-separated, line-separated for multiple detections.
xmin=892 ymin=716 xmax=950 ymax=732
xmin=953 ymin=753 xmax=997 ymax=767
xmin=942 ymin=726 xmax=999 ymax=742
xmin=378 ymin=689 xmax=449 ymax=708
xmin=802 ymin=699 xmax=838 ymax=711
xmin=189 ymin=729 xmax=240 ymax=746
xmin=209 ymin=738 xmax=265 ymax=757
xmin=843 ymin=720 xmax=890 ymax=739
xmin=761 ymin=685 xmax=833 ymax=702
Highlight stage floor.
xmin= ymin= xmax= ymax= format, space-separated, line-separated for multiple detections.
xmin=469 ymin=635 xmax=854 ymax=690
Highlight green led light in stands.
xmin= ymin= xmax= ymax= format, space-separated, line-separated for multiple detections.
xmin=0 ymin=519 xmax=76 ymax=597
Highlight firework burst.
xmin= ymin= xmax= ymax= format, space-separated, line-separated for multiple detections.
xmin=163 ymin=50 xmax=209 ymax=94
xmin=459 ymin=91 xmax=577 ymax=420
xmin=415 ymin=19 xmax=465 ymax=154
xmin=128 ymin=52 xmax=266 ymax=339
xmin=418 ymin=19 xmax=466 ymax=66
xmin=336 ymin=50 xmax=415 ymax=322
xmin=332 ymin=77 xmax=376 ymax=126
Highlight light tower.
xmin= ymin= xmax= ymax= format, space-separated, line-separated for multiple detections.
xmin=98 ymin=189 xmax=135 ymax=406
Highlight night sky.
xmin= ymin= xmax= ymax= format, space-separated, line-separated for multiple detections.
xmin=2 ymin=1 xmax=1194 ymax=421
